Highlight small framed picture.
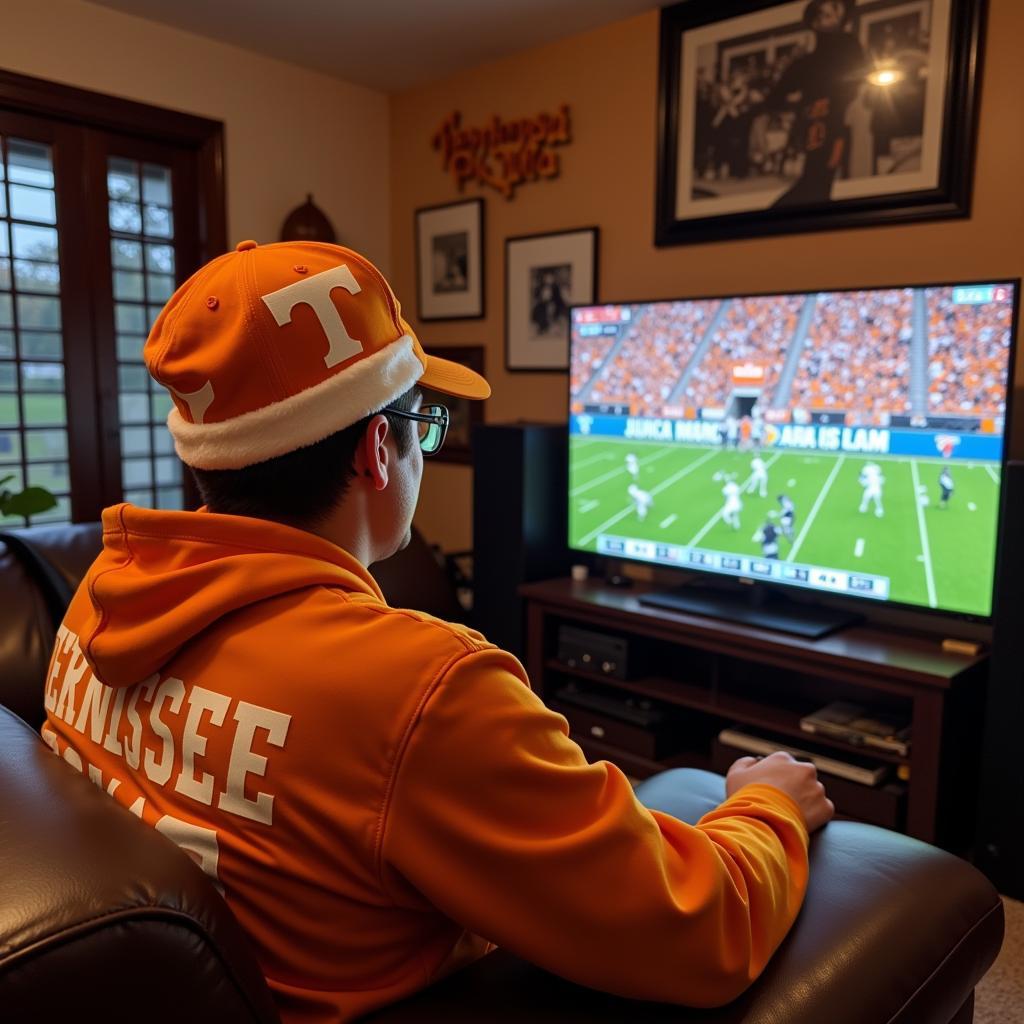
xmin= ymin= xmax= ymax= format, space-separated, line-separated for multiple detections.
xmin=415 ymin=198 xmax=485 ymax=320
xmin=505 ymin=227 xmax=598 ymax=372
xmin=420 ymin=346 xmax=485 ymax=464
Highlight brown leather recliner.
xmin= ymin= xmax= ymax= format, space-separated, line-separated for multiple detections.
xmin=0 ymin=525 xmax=1005 ymax=1023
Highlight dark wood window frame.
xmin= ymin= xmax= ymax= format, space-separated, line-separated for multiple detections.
xmin=0 ymin=69 xmax=226 ymax=521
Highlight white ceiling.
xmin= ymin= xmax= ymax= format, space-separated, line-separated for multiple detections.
xmin=88 ymin=0 xmax=666 ymax=93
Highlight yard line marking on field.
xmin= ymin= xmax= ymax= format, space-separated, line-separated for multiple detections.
xmin=659 ymin=513 xmax=678 ymax=529
xmin=578 ymin=499 xmax=600 ymax=514
xmin=985 ymin=465 xmax=1000 ymax=484
xmin=577 ymin=449 xmax=719 ymax=548
xmin=854 ymin=538 xmax=865 ymax=558
xmin=910 ymin=459 xmax=938 ymax=608
xmin=573 ymin=451 xmax=614 ymax=470
xmin=687 ymin=452 xmax=784 ymax=549
xmin=570 ymin=447 xmax=674 ymax=497
xmin=786 ymin=454 xmax=845 ymax=563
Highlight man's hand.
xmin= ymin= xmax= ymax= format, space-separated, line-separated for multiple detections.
xmin=726 ymin=751 xmax=835 ymax=833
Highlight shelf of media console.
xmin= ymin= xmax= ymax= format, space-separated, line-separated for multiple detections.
xmin=596 ymin=534 xmax=889 ymax=600
xmin=545 ymin=659 xmax=910 ymax=767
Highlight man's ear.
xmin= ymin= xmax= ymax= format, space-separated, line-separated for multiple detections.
xmin=355 ymin=415 xmax=390 ymax=491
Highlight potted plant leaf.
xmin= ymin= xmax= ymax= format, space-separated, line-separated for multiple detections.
xmin=0 ymin=474 xmax=57 ymax=522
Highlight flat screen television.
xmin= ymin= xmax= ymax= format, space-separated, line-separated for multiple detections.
xmin=568 ymin=281 xmax=1019 ymax=623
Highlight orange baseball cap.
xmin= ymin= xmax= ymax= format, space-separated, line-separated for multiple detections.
xmin=144 ymin=239 xmax=490 ymax=470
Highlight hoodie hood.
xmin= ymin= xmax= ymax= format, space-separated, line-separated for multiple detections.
xmin=80 ymin=504 xmax=385 ymax=688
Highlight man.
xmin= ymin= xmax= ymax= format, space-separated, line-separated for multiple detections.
xmin=859 ymin=461 xmax=886 ymax=517
xmin=939 ymin=467 xmax=954 ymax=509
xmin=763 ymin=0 xmax=867 ymax=208
xmin=778 ymin=492 xmax=797 ymax=539
xmin=722 ymin=474 xmax=744 ymax=530
xmin=625 ymin=451 xmax=640 ymax=480
xmin=628 ymin=481 xmax=654 ymax=521
xmin=41 ymin=241 xmax=831 ymax=1023
xmin=747 ymin=453 xmax=769 ymax=498
xmin=753 ymin=520 xmax=781 ymax=559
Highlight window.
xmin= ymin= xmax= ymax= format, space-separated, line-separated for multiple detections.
xmin=0 ymin=71 xmax=225 ymax=527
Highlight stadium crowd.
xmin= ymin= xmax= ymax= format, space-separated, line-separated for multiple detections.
xmin=587 ymin=301 xmax=721 ymax=415
xmin=682 ymin=296 xmax=804 ymax=410
xmin=790 ymin=290 xmax=914 ymax=414
xmin=570 ymin=332 xmax=616 ymax=397
xmin=927 ymin=288 xmax=1011 ymax=417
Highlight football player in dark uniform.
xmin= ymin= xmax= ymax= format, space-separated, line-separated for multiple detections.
xmin=764 ymin=0 xmax=867 ymax=207
xmin=753 ymin=521 xmax=781 ymax=559
xmin=938 ymin=468 xmax=954 ymax=509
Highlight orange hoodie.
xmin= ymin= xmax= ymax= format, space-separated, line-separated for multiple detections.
xmin=42 ymin=504 xmax=809 ymax=1022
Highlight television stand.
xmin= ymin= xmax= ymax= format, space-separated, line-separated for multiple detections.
xmin=638 ymin=583 xmax=861 ymax=639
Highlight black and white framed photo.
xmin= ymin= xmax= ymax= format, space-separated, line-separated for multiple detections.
xmin=655 ymin=0 xmax=985 ymax=245
xmin=505 ymin=227 xmax=598 ymax=372
xmin=415 ymin=198 xmax=484 ymax=320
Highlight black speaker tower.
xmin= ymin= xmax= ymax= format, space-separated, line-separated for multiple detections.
xmin=472 ymin=423 xmax=569 ymax=657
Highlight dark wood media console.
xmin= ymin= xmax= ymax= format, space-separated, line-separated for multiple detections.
xmin=521 ymin=578 xmax=989 ymax=849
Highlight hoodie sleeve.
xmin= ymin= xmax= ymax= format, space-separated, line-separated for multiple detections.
xmin=380 ymin=648 xmax=808 ymax=1008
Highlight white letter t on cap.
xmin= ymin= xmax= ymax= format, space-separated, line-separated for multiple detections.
xmin=261 ymin=265 xmax=363 ymax=368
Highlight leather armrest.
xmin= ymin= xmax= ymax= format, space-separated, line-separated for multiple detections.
xmin=365 ymin=770 xmax=1004 ymax=1024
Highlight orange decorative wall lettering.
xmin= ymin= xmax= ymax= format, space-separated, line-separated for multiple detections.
xmin=432 ymin=106 xmax=572 ymax=200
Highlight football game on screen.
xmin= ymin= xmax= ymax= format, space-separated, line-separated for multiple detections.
xmin=568 ymin=283 xmax=1017 ymax=617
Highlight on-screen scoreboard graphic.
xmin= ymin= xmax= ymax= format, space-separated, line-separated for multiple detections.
xmin=568 ymin=282 xmax=1019 ymax=618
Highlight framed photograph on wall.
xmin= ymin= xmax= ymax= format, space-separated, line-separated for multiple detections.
xmin=655 ymin=0 xmax=985 ymax=246
xmin=415 ymin=198 xmax=485 ymax=320
xmin=420 ymin=345 xmax=485 ymax=465
xmin=505 ymin=227 xmax=598 ymax=372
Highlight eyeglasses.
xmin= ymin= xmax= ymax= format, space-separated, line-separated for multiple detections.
xmin=385 ymin=403 xmax=450 ymax=456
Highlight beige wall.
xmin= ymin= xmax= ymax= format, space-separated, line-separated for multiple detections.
xmin=392 ymin=0 xmax=1024 ymax=552
xmin=0 ymin=0 xmax=391 ymax=269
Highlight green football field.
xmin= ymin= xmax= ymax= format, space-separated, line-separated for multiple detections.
xmin=568 ymin=436 xmax=1003 ymax=617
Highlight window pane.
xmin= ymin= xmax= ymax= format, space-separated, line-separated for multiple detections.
xmin=30 ymin=494 xmax=71 ymax=525
xmin=0 ymin=430 xmax=21 ymax=462
xmin=118 ymin=364 xmax=149 ymax=391
xmin=147 ymin=305 xmax=162 ymax=329
xmin=9 ymin=184 xmax=56 ymax=224
xmin=124 ymin=488 xmax=153 ymax=507
xmin=156 ymin=486 xmax=183 ymax=509
xmin=23 ymin=392 xmax=66 ymax=426
xmin=16 ymin=295 xmax=61 ymax=329
xmin=0 ymin=225 xmax=8 ymax=256
xmin=0 ymin=465 xmax=24 ymax=490
xmin=13 ymin=260 xmax=60 ymax=294
xmin=141 ymin=164 xmax=172 ymax=206
xmin=112 ymin=238 xmax=143 ymax=269
xmin=24 ymin=429 xmax=67 ymax=461
xmin=0 ymin=295 xmax=10 ymax=328
xmin=12 ymin=223 xmax=58 ymax=262
xmin=107 ymin=158 xmax=139 ymax=201
xmin=27 ymin=460 xmax=69 ymax=492
xmin=20 ymin=331 xmax=62 ymax=359
xmin=7 ymin=140 xmax=54 ymax=188
xmin=153 ymin=429 xmax=174 ymax=454
xmin=154 ymin=456 xmax=181 ymax=484
xmin=0 ymin=258 xmax=9 ymax=290
xmin=0 ymin=394 xmax=18 ymax=426
xmin=0 ymin=189 xmax=5 ymax=218
xmin=0 ymin=362 xmax=14 ymax=389
xmin=150 ymin=392 xmax=173 ymax=419
xmin=143 ymin=205 xmax=173 ymax=238
xmin=109 ymin=201 xmax=142 ymax=234
xmin=122 ymin=458 xmax=152 ymax=486
xmin=0 ymin=330 xmax=12 ymax=357
xmin=115 ymin=303 xmax=145 ymax=333
xmin=118 ymin=393 xmax=148 ymax=423
xmin=113 ymin=270 xmax=144 ymax=301
xmin=116 ymin=334 xmax=145 ymax=361
xmin=146 ymin=273 xmax=175 ymax=302
xmin=121 ymin=426 xmax=150 ymax=456
xmin=146 ymin=244 xmax=174 ymax=275
xmin=21 ymin=362 xmax=64 ymax=392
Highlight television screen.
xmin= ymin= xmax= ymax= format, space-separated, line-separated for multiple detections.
xmin=568 ymin=282 xmax=1019 ymax=618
